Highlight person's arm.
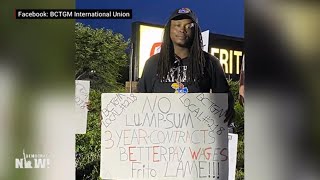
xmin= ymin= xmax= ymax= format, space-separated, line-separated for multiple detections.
xmin=137 ymin=69 xmax=147 ymax=93
xmin=239 ymin=56 xmax=245 ymax=106
xmin=209 ymin=55 xmax=235 ymax=125
xmin=137 ymin=71 xmax=147 ymax=93
xmin=137 ymin=57 xmax=155 ymax=93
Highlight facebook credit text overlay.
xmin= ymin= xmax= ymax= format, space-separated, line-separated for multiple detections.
xmin=15 ymin=9 xmax=132 ymax=19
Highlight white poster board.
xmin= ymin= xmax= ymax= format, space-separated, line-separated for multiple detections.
xmin=201 ymin=30 xmax=210 ymax=53
xmin=100 ymin=93 xmax=229 ymax=180
xmin=228 ymin=133 xmax=238 ymax=180
xmin=75 ymin=80 xmax=90 ymax=134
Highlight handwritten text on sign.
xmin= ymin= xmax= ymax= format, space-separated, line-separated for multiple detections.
xmin=101 ymin=93 xmax=228 ymax=180
xmin=75 ymin=80 xmax=90 ymax=134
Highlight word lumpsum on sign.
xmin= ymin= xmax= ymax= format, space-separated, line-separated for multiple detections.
xmin=100 ymin=93 xmax=229 ymax=180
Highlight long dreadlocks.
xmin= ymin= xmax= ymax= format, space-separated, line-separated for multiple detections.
xmin=157 ymin=20 xmax=206 ymax=83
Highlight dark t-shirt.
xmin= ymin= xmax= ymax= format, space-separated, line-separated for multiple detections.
xmin=138 ymin=51 xmax=231 ymax=94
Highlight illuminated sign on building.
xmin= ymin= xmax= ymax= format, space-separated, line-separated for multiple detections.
xmin=138 ymin=25 xmax=164 ymax=78
xmin=210 ymin=48 xmax=243 ymax=75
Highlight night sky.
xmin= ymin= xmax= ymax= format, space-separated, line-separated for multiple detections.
xmin=76 ymin=0 xmax=244 ymax=40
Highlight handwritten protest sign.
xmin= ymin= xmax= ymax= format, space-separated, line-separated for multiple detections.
xmin=75 ymin=80 xmax=90 ymax=134
xmin=228 ymin=133 xmax=238 ymax=180
xmin=100 ymin=93 xmax=228 ymax=180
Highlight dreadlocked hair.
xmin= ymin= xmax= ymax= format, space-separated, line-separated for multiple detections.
xmin=189 ymin=24 xmax=206 ymax=82
xmin=157 ymin=22 xmax=174 ymax=82
xmin=157 ymin=21 xmax=206 ymax=82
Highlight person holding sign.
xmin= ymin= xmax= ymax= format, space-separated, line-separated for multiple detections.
xmin=239 ymin=55 xmax=245 ymax=106
xmin=138 ymin=7 xmax=234 ymax=124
